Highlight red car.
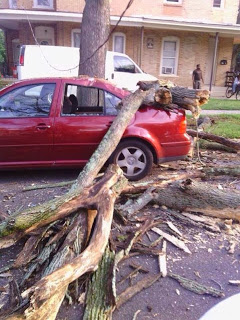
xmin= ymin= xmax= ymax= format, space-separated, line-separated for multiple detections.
xmin=0 ymin=77 xmax=191 ymax=180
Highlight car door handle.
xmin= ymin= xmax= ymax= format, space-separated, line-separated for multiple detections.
xmin=36 ymin=123 xmax=51 ymax=130
xmin=106 ymin=121 xmax=113 ymax=128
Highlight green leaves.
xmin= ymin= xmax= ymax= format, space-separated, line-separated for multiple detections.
xmin=0 ymin=30 xmax=6 ymax=65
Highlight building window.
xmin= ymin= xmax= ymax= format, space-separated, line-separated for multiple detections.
xmin=33 ymin=0 xmax=53 ymax=9
xmin=213 ymin=0 xmax=222 ymax=8
xmin=71 ymin=29 xmax=81 ymax=48
xmin=9 ymin=0 xmax=17 ymax=8
xmin=112 ymin=33 xmax=126 ymax=53
xmin=164 ymin=0 xmax=182 ymax=4
xmin=160 ymin=37 xmax=179 ymax=75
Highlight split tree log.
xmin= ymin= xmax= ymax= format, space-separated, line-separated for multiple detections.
xmin=118 ymin=178 xmax=240 ymax=222
xmin=137 ymin=80 xmax=210 ymax=117
xmin=187 ymin=129 xmax=240 ymax=151
xmin=170 ymin=86 xmax=209 ymax=117
xmin=154 ymin=179 xmax=240 ymax=221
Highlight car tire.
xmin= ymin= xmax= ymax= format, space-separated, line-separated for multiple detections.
xmin=111 ymin=140 xmax=153 ymax=181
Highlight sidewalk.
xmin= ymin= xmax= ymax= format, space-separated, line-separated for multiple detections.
xmin=201 ymin=110 xmax=240 ymax=114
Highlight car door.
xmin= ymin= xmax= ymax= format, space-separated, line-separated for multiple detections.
xmin=53 ymin=81 xmax=121 ymax=166
xmin=0 ymin=81 xmax=58 ymax=168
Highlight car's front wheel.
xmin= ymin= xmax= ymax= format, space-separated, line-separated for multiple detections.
xmin=111 ymin=140 xmax=153 ymax=181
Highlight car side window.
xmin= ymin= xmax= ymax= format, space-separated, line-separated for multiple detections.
xmin=62 ymin=84 xmax=105 ymax=116
xmin=104 ymin=92 xmax=121 ymax=116
xmin=0 ymin=83 xmax=55 ymax=118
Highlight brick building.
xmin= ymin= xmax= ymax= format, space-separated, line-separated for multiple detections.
xmin=0 ymin=0 xmax=240 ymax=88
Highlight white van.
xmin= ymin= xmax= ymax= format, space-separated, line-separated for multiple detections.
xmin=17 ymin=45 xmax=157 ymax=91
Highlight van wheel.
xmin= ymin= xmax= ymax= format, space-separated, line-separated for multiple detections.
xmin=111 ymin=140 xmax=153 ymax=181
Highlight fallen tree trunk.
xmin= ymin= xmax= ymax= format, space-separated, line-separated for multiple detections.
xmin=137 ymin=81 xmax=210 ymax=118
xmin=154 ymin=179 xmax=240 ymax=221
xmin=187 ymin=129 xmax=240 ymax=151
xmin=118 ymin=179 xmax=240 ymax=221
xmin=202 ymin=166 xmax=240 ymax=177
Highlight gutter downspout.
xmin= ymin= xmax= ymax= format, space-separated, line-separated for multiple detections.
xmin=209 ymin=32 xmax=219 ymax=92
xmin=140 ymin=26 xmax=144 ymax=68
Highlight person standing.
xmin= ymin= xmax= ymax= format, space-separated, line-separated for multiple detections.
xmin=192 ymin=64 xmax=204 ymax=89
xmin=232 ymin=74 xmax=240 ymax=93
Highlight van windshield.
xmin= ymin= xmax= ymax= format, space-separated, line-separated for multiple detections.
xmin=114 ymin=56 xmax=141 ymax=74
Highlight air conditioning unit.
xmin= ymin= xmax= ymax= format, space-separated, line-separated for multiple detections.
xmin=162 ymin=67 xmax=173 ymax=74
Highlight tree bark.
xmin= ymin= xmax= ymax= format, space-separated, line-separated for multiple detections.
xmin=137 ymin=81 xmax=210 ymax=117
xmin=202 ymin=167 xmax=240 ymax=177
xmin=21 ymin=167 xmax=127 ymax=310
xmin=79 ymin=0 xmax=110 ymax=78
xmin=83 ymin=246 xmax=115 ymax=320
xmin=154 ymin=179 xmax=240 ymax=221
xmin=187 ymin=129 xmax=240 ymax=151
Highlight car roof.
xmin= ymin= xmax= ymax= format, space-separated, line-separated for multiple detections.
xmin=12 ymin=76 xmax=130 ymax=98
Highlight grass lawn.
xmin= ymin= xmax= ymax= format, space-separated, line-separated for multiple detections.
xmin=203 ymin=98 xmax=240 ymax=110
xmin=188 ymin=114 xmax=240 ymax=139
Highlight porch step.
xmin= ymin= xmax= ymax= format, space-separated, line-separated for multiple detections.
xmin=203 ymin=85 xmax=226 ymax=98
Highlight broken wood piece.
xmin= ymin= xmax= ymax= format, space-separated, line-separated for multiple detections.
xmin=116 ymin=274 xmax=161 ymax=308
xmin=118 ymin=268 xmax=140 ymax=286
xmin=122 ymin=172 xmax=200 ymax=195
xmin=167 ymin=210 xmax=221 ymax=233
xmin=116 ymin=187 xmax=155 ymax=216
xmin=169 ymin=272 xmax=224 ymax=298
xmin=228 ymin=280 xmax=240 ymax=286
xmin=166 ymin=221 xmax=182 ymax=237
xmin=86 ymin=209 xmax=98 ymax=244
xmin=22 ymin=180 xmax=75 ymax=192
xmin=132 ymin=310 xmax=141 ymax=320
xmin=129 ymin=262 xmax=149 ymax=274
xmin=158 ymin=240 xmax=167 ymax=277
xmin=152 ymin=227 xmax=191 ymax=254
xmin=187 ymin=129 xmax=240 ymax=151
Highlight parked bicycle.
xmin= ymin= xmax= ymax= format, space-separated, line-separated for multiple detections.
xmin=225 ymin=86 xmax=240 ymax=100
xmin=225 ymin=72 xmax=240 ymax=99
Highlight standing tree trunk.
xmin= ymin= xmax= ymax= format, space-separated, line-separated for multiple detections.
xmin=79 ymin=0 xmax=110 ymax=78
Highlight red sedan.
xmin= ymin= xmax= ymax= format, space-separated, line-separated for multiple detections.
xmin=0 ymin=77 xmax=191 ymax=180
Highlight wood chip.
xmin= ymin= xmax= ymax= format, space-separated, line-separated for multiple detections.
xmin=229 ymin=280 xmax=240 ymax=286
xmin=166 ymin=221 xmax=182 ymax=236
xmin=152 ymin=227 xmax=191 ymax=254
xmin=158 ymin=240 xmax=167 ymax=277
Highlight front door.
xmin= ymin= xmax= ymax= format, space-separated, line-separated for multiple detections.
xmin=0 ymin=82 xmax=57 ymax=167
xmin=53 ymin=81 xmax=120 ymax=166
